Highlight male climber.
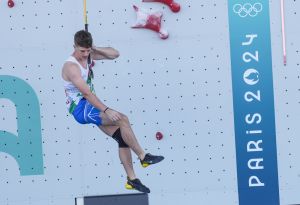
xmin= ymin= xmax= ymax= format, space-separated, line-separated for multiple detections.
xmin=61 ymin=30 xmax=164 ymax=193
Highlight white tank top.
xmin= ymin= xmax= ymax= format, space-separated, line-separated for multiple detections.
xmin=63 ymin=56 xmax=94 ymax=113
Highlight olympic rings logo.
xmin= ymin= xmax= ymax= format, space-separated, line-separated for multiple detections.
xmin=233 ymin=3 xmax=263 ymax=18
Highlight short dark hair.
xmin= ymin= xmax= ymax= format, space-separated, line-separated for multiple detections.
xmin=74 ymin=30 xmax=93 ymax=48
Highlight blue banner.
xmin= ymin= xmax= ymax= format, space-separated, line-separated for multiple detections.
xmin=227 ymin=1 xmax=280 ymax=205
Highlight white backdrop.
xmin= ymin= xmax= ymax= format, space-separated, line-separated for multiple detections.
xmin=0 ymin=0 xmax=299 ymax=204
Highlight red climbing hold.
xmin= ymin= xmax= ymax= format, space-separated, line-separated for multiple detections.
xmin=8 ymin=0 xmax=15 ymax=8
xmin=132 ymin=5 xmax=169 ymax=39
xmin=156 ymin=132 xmax=163 ymax=140
xmin=142 ymin=0 xmax=181 ymax=13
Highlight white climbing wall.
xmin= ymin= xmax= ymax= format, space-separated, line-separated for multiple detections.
xmin=271 ymin=0 xmax=300 ymax=203
xmin=0 ymin=0 xmax=300 ymax=205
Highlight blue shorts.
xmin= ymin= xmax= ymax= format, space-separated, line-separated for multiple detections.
xmin=72 ymin=98 xmax=102 ymax=126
